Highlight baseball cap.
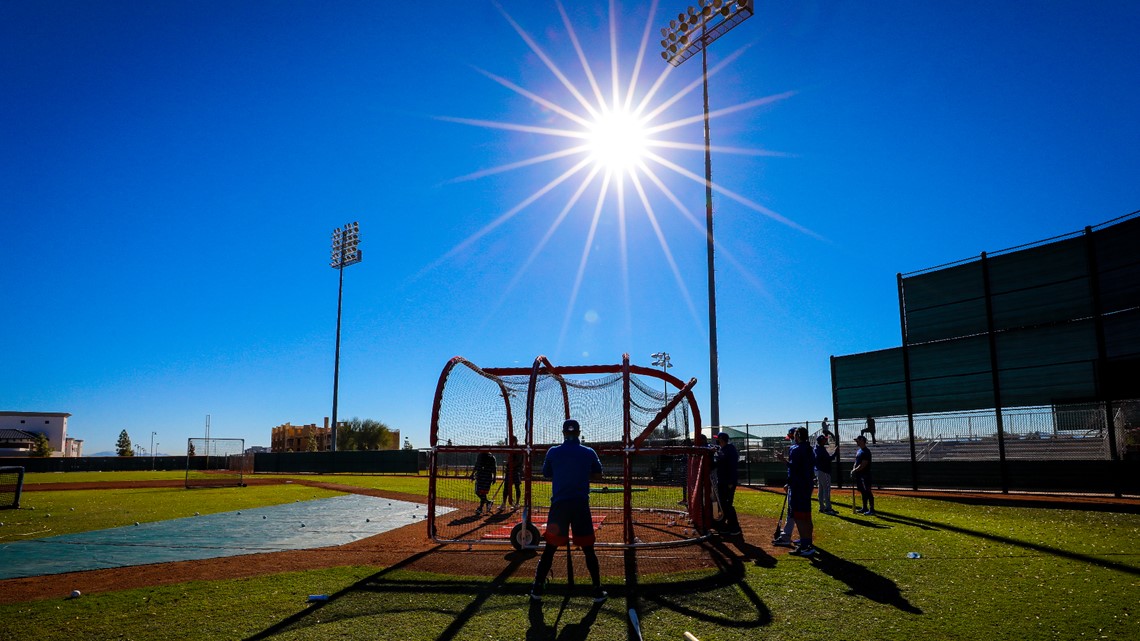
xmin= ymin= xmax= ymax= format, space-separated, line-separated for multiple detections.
xmin=816 ymin=435 xmax=828 ymax=444
xmin=562 ymin=419 xmax=581 ymax=434
xmin=716 ymin=431 xmax=729 ymax=441
xmin=785 ymin=428 xmax=796 ymax=440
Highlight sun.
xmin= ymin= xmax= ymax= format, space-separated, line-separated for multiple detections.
xmin=586 ymin=107 xmax=649 ymax=175
xmin=431 ymin=1 xmax=802 ymax=351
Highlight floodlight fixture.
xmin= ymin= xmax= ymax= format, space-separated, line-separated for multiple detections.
xmin=659 ymin=0 xmax=752 ymax=67
xmin=650 ymin=352 xmax=678 ymax=437
xmin=329 ymin=221 xmax=363 ymax=453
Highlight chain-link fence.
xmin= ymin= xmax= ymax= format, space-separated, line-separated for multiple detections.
xmin=723 ymin=399 xmax=1139 ymax=494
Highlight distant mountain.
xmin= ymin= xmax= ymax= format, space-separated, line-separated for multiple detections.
xmin=91 ymin=451 xmax=118 ymax=457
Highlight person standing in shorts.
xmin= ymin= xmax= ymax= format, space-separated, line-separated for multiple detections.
xmin=852 ymin=435 xmax=876 ymax=515
xmin=785 ymin=427 xmax=817 ymax=555
xmin=813 ymin=435 xmax=838 ymax=515
xmin=529 ymin=419 xmax=607 ymax=603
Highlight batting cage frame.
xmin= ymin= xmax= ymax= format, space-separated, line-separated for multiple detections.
xmin=427 ymin=354 xmax=715 ymax=550
xmin=185 ymin=438 xmax=248 ymax=489
xmin=0 ymin=466 xmax=25 ymax=509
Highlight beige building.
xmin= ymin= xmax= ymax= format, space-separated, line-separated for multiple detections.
xmin=0 ymin=412 xmax=80 ymax=457
xmin=271 ymin=419 xmax=333 ymax=452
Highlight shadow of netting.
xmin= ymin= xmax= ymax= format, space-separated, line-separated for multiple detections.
xmin=634 ymin=539 xmax=773 ymax=630
xmin=245 ymin=538 xmax=775 ymax=640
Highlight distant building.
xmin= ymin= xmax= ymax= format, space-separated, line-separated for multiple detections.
xmin=0 ymin=412 xmax=75 ymax=457
xmin=245 ymin=445 xmax=270 ymax=455
xmin=270 ymin=417 xmax=400 ymax=452
xmin=271 ymin=418 xmax=333 ymax=452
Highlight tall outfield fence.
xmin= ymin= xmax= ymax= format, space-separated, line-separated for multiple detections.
xmin=253 ymin=449 xmax=420 ymax=474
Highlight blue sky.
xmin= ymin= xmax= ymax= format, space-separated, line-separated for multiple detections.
xmin=3 ymin=1 xmax=1138 ymax=454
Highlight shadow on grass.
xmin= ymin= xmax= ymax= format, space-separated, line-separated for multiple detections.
xmin=867 ymin=512 xmax=938 ymax=531
xmin=243 ymin=536 xmax=778 ymax=640
xmin=807 ymin=547 xmax=923 ymax=614
xmin=903 ymin=493 xmax=1140 ymax=515
xmin=873 ymin=510 xmax=1140 ymax=576
xmin=634 ymin=537 xmax=773 ymax=632
xmin=831 ymin=514 xmax=892 ymax=530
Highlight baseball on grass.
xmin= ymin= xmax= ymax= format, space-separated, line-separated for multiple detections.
xmin=70 ymin=590 xmax=81 ymax=598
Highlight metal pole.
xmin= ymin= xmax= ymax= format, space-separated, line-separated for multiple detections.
xmin=980 ymin=252 xmax=1009 ymax=492
xmin=331 ymin=241 xmax=345 ymax=454
xmin=150 ymin=432 xmax=156 ymax=471
xmin=701 ymin=32 xmax=721 ymax=430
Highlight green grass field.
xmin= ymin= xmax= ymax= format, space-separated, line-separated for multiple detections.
xmin=1 ymin=473 xmax=1137 ymax=641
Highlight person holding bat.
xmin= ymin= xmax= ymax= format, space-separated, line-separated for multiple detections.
xmin=529 ymin=419 xmax=607 ymax=603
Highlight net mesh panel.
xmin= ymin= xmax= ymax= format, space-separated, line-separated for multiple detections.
xmin=433 ymin=363 xmax=531 ymax=447
xmin=0 ymin=466 xmax=24 ymax=509
xmin=185 ymin=438 xmax=246 ymax=488
xmin=430 ymin=359 xmax=709 ymax=548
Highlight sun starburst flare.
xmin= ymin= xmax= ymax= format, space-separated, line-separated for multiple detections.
xmin=431 ymin=0 xmax=812 ymax=351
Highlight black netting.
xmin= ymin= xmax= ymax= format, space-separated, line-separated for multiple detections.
xmin=429 ymin=358 xmax=709 ymax=548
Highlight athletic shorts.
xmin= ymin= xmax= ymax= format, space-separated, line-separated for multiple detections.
xmin=788 ymin=484 xmax=813 ymax=513
xmin=543 ymin=498 xmax=595 ymax=546
xmin=475 ymin=483 xmax=491 ymax=496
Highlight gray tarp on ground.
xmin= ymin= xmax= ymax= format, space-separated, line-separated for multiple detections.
xmin=0 ymin=494 xmax=439 ymax=580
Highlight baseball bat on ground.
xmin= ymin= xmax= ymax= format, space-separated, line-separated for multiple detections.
xmin=628 ymin=609 xmax=644 ymax=641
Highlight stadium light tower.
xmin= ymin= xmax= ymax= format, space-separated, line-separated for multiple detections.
xmin=150 ymin=431 xmax=157 ymax=470
xmin=651 ymin=352 xmax=678 ymax=439
xmin=329 ymin=221 xmax=362 ymax=453
xmin=660 ymin=0 xmax=754 ymax=429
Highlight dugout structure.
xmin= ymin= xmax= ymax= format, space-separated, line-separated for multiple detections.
xmin=428 ymin=354 xmax=716 ymax=550
xmin=185 ymin=438 xmax=248 ymax=488
xmin=0 ymin=466 xmax=24 ymax=509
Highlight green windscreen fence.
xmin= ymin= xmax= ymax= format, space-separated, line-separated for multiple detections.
xmin=835 ymin=211 xmax=1140 ymax=420
xmin=901 ymin=260 xmax=987 ymax=344
xmin=832 ymin=347 xmax=906 ymax=419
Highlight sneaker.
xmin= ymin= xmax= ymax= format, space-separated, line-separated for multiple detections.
xmin=529 ymin=588 xmax=543 ymax=602
xmin=593 ymin=590 xmax=608 ymax=603
xmin=863 ymin=510 xmax=877 ymax=516
xmin=475 ymin=508 xmax=483 ymax=516
xmin=790 ymin=545 xmax=817 ymax=557
xmin=854 ymin=508 xmax=865 ymax=514
xmin=772 ymin=538 xmax=794 ymax=548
